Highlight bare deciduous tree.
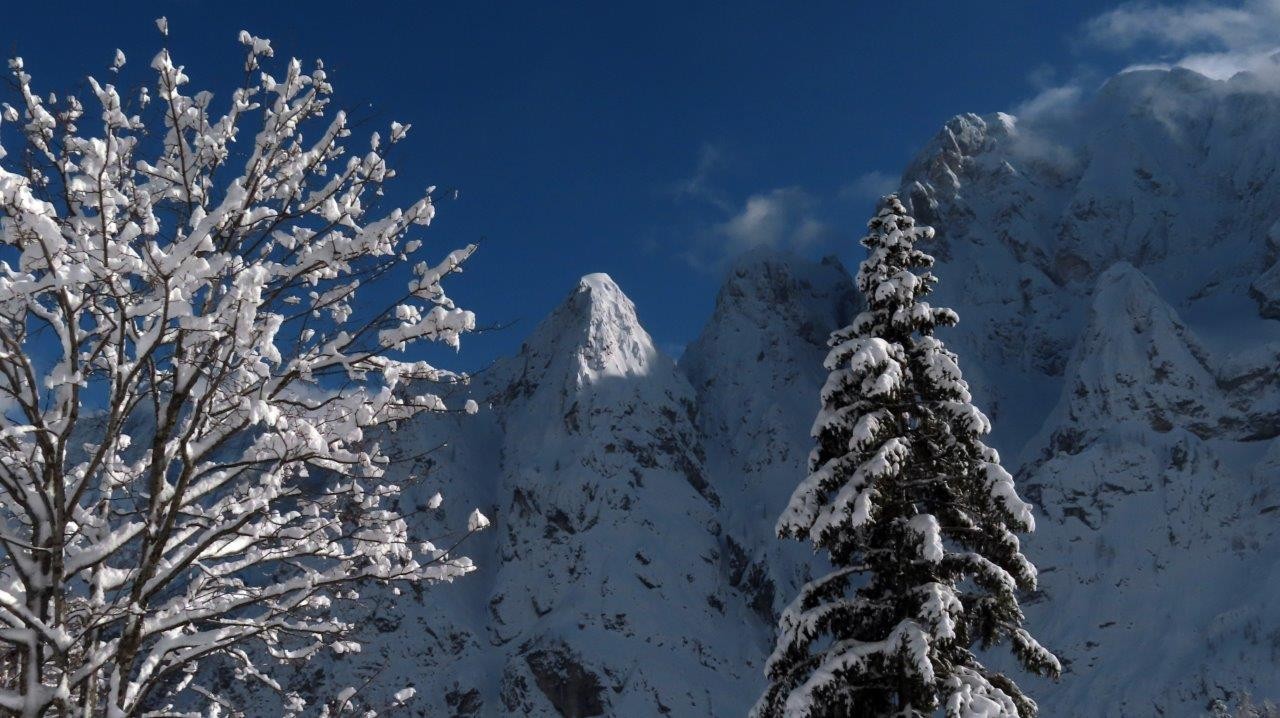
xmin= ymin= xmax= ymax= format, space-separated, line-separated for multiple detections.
xmin=0 ymin=21 xmax=487 ymax=717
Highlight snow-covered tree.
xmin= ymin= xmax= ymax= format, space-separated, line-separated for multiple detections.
xmin=0 ymin=23 xmax=487 ymax=716
xmin=755 ymin=196 xmax=1060 ymax=718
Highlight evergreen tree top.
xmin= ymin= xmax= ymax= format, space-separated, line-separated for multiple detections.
xmin=756 ymin=195 xmax=1059 ymax=718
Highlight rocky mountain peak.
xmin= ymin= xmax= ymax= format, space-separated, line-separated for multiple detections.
xmin=492 ymin=273 xmax=676 ymax=416
xmin=684 ymin=249 xmax=854 ymax=377
xmin=1054 ymin=262 xmax=1224 ymax=443
xmin=546 ymin=272 xmax=656 ymax=381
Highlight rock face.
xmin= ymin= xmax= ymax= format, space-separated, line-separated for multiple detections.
xmin=901 ymin=70 xmax=1280 ymax=458
xmin=681 ymin=250 xmax=856 ymax=520
xmin=1007 ymin=264 xmax=1280 ymax=714
xmin=477 ymin=273 xmax=754 ymax=716
xmin=1053 ymin=263 xmax=1229 ymax=440
xmin=679 ymin=249 xmax=856 ymax=621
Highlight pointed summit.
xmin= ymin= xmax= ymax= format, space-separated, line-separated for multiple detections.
xmin=707 ymin=248 xmax=855 ymax=338
xmin=1055 ymin=262 xmax=1228 ymax=440
xmin=684 ymin=248 xmax=855 ymax=382
xmin=682 ymin=249 xmax=855 ymax=496
xmin=578 ymin=271 xmax=621 ymax=293
xmin=566 ymin=272 xmax=655 ymax=377
xmin=503 ymin=273 xmax=663 ymax=397
xmin=570 ymin=273 xmax=652 ymax=368
xmin=902 ymin=111 xmax=1015 ymax=197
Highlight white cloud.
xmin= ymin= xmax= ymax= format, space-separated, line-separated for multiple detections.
xmin=1167 ymin=48 xmax=1280 ymax=79
xmin=669 ymin=142 xmax=732 ymax=211
xmin=716 ymin=187 xmax=835 ymax=255
xmin=1085 ymin=0 xmax=1280 ymax=81
xmin=674 ymin=184 xmax=844 ymax=271
xmin=1013 ymin=84 xmax=1085 ymax=123
xmin=1085 ymin=1 xmax=1271 ymax=50
xmin=1008 ymin=1 xmax=1280 ymax=126
xmin=839 ymin=170 xmax=900 ymax=203
xmin=668 ymin=147 xmax=856 ymax=269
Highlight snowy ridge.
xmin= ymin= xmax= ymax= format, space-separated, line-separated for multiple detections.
xmin=682 ymin=250 xmax=855 ymax=538
xmin=1049 ymin=262 xmax=1229 ymax=440
xmin=681 ymin=250 xmax=857 ymax=623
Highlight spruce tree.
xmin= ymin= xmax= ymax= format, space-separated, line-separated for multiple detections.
xmin=755 ymin=196 xmax=1060 ymax=718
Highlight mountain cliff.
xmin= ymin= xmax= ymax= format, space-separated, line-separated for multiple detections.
xmin=1012 ymin=264 xmax=1280 ymax=714
xmin=680 ymin=250 xmax=857 ymax=622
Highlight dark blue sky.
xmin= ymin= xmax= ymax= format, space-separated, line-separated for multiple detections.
xmin=3 ymin=0 xmax=1134 ymax=368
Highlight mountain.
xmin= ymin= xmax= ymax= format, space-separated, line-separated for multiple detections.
xmin=262 ymin=272 xmax=799 ymax=716
xmin=896 ymin=66 xmax=1280 ymax=715
xmin=680 ymin=249 xmax=857 ymax=623
xmin=468 ymin=272 xmax=755 ymax=716
xmin=230 ymin=63 xmax=1280 ymax=717
xmin=1013 ymin=263 xmax=1280 ymax=715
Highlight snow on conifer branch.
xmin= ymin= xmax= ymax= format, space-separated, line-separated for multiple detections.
xmin=0 ymin=23 xmax=485 ymax=717
xmin=755 ymin=196 xmax=1059 ymax=718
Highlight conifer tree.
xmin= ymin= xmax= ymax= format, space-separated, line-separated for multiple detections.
xmin=755 ymin=196 xmax=1060 ymax=718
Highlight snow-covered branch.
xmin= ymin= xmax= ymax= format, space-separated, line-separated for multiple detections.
xmin=0 ymin=23 xmax=485 ymax=717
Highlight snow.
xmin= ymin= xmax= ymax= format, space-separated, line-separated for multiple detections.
xmin=944 ymin=668 xmax=1021 ymax=718
xmin=578 ymin=271 xmax=617 ymax=294
xmin=802 ymin=437 xmax=908 ymax=542
xmin=5 ymin=41 xmax=1276 ymax=716
xmin=780 ymin=621 xmax=934 ymax=718
xmin=984 ymin=462 xmax=1035 ymax=531
xmin=908 ymin=513 xmax=944 ymax=563
xmin=916 ymin=582 xmax=961 ymax=641
xmin=465 ymin=508 xmax=490 ymax=531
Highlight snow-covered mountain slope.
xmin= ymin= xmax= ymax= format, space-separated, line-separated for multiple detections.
xmin=679 ymin=249 xmax=856 ymax=621
xmin=262 ymin=273 xmax=773 ymax=716
xmin=896 ymin=65 xmax=1280 ymax=715
xmin=902 ymin=67 xmax=1280 ymax=458
xmin=1013 ymin=264 xmax=1280 ymax=715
